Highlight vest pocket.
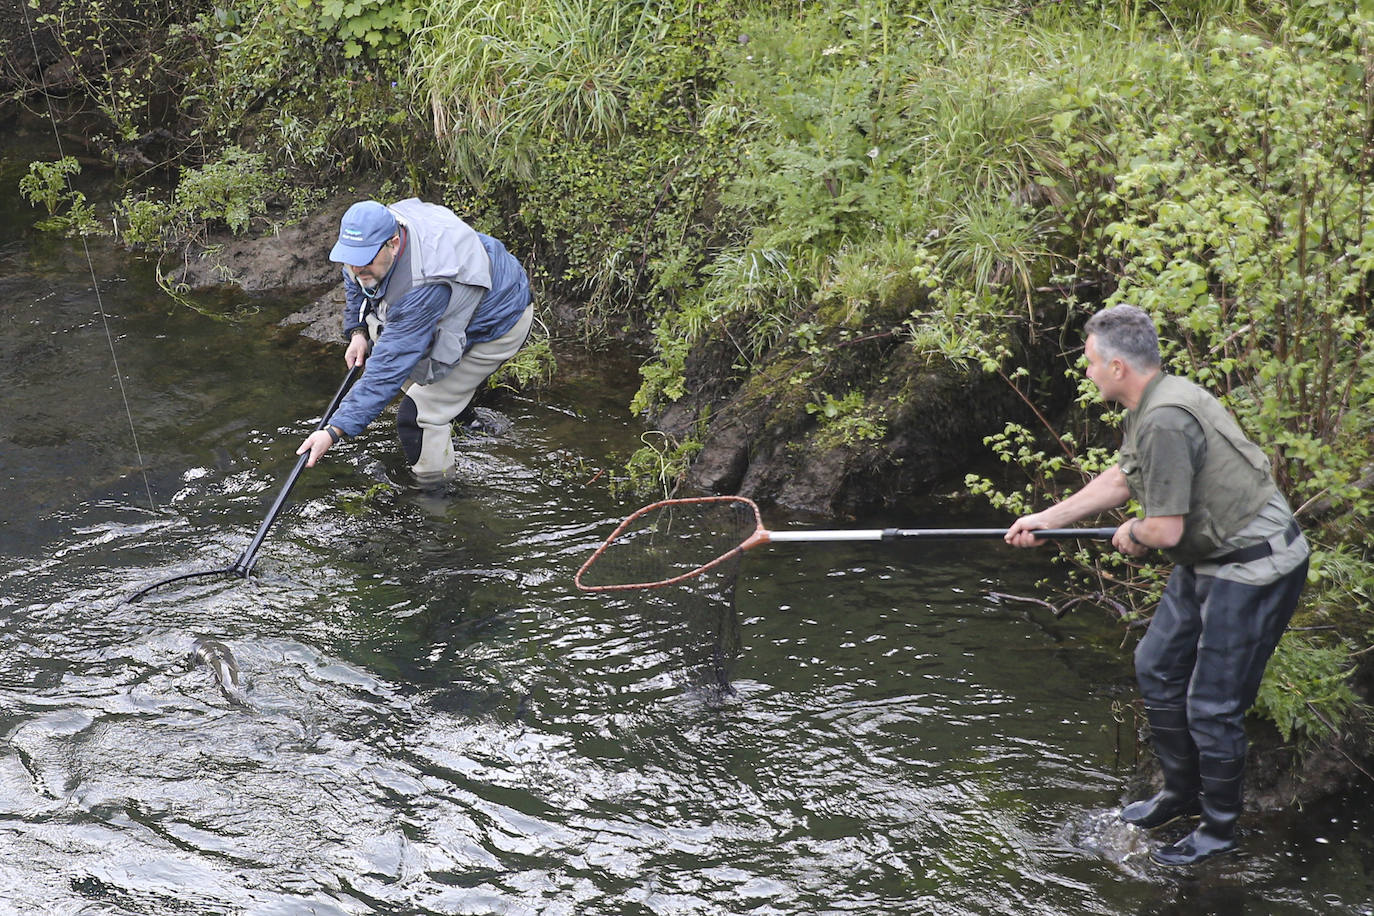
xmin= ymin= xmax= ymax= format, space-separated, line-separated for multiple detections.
xmin=411 ymin=327 xmax=467 ymax=385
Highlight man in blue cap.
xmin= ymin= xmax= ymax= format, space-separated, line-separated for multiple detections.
xmin=296 ymin=199 xmax=533 ymax=484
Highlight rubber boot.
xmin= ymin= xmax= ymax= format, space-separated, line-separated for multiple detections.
xmin=1121 ymin=706 xmax=1202 ymax=829
xmin=1150 ymin=755 xmax=1244 ymax=867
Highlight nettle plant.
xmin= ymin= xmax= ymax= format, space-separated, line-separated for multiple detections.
xmin=18 ymin=158 xmax=99 ymax=235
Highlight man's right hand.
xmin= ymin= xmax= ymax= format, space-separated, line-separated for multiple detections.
xmin=1005 ymin=513 xmax=1051 ymax=548
xmin=345 ymin=332 xmax=369 ymax=368
xmin=297 ymin=429 xmax=334 ymax=468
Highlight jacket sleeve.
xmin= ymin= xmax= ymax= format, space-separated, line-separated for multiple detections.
xmin=339 ymin=270 xmax=372 ymax=339
xmin=326 ymin=283 xmax=450 ymax=436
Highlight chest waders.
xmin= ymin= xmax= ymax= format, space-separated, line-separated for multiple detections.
xmin=396 ymin=291 xmax=533 ymax=484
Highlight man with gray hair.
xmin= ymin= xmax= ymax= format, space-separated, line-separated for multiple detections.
xmin=1006 ymin=304 xmax=1308 ymax=866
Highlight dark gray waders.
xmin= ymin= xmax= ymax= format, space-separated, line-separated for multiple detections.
xmin=1120 ymin=706 xmax=1201 ymax=829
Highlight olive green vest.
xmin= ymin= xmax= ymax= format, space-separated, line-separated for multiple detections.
xmin=1120 ymin=374 xmax=1277 ymax=565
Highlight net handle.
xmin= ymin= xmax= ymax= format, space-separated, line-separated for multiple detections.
xmin=574 ymin=496 xmax=1118 ymax=592
xmin=766 ymin=527 xmax=1120 ymax=541
xmin=122 ymin=365 xmax=361 ymax=604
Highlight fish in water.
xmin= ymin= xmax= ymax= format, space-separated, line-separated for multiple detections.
xmin=190 ymin=637 xmax=251 ymax=707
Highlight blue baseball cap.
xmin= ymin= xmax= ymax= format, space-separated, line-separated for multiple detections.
xmin=330 ymin=201 xmax=398 ymax=265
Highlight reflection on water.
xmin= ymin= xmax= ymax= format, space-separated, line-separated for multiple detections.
xmin=2 ymin=168 xmax=1373 ymax=916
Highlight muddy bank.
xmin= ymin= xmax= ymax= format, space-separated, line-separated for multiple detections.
xmin=1 ymin=0 xmax=78 ymax=96
xmin=160 ymin=195 xmax=353 ymax=343
xmin=158 ymin=193 xmax=363 ymax=347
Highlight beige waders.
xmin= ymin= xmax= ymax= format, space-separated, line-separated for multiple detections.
xmin=370 ymin=297 xmax=534 ymax=485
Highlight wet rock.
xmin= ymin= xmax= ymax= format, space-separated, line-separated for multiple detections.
xmin=282 ymin=283 xmax=348 ymax=344
xmin=113 ymin=127 xmax=175 ymax=173
xmin=684 ymin=419 xmax=750 ymax=493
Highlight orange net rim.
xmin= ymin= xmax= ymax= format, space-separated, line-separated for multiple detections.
xmin=574 ymin=495 xmax=771 ymax=592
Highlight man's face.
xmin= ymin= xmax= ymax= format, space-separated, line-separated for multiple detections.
xmin=1084 ymin=335 xmax=1122 ymax=402
xmin=349 ymin=236 xmax=398 ymax=286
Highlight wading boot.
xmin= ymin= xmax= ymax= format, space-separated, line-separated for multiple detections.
xmin=1150 ymin=755 xmax=1244 ymax=867
xmin=1121 ymin=706 xmax=1201 ymax=829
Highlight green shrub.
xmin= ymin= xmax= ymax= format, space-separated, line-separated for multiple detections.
xmin=962 ymin=2 xmax=1374 ymax=733
xmin=1256 ymin=635 xmax=1365 ymax=746
xmin=805 ymin=390 xmax=887 ymax=447
xmin=116 ymin=147 xmax=293 ymax=248
xmin=490 ymin=331 xmax=557 ymax=390
xmin=618 ymin=429 xmax=704 ymax=500
xmin=18 ymin=157 xmax=100 ymax=235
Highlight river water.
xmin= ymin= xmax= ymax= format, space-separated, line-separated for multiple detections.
xmin=2 ymin=146 xmax=1372 ymax=916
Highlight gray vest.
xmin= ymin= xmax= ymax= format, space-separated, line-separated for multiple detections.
xmin=373 ymin=198 xmax=492 ymax=385
xmin=1121 ymin=374 xmax=1278 ymax=565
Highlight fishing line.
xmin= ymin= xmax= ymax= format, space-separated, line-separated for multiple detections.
xmin=19 ymin=1 xmax=156 ymax=512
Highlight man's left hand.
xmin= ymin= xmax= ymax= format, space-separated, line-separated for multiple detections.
xmin=297 ymin=430 xmax=334 ymax=468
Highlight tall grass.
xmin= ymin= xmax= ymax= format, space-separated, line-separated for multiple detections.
xmin=653 ymin=3 xmax=1191 ymax=382
xmin=416 ymin=0 xmax=681 ymax=183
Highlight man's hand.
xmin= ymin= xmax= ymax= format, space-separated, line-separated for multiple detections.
xmin=1114 ymin=520 xmax=1148 ymax=557
xmin=1112 ymin=515 xmax=1182 ymax=557
xmin=345 ymin=332 xmax=369 ymax=368
xmin=1005 ymin=512 xmax=1052 ymax=548
xmin=1004 ymin=466 xmax=1131 ymax=549
xmin=297 ymin=429 xmax=334 ymax=468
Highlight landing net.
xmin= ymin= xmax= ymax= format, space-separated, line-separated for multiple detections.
xmin=575 ymin=496 xmax=764 ymax=592
xmin=577 ymin=496 xmax=753 ymax=694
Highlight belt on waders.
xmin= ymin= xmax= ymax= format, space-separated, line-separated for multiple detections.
xmin=1209 ymin=519 xmax=1301 ymax=566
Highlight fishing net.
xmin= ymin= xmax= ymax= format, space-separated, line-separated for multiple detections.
xmin=652 ymin=551 xmax=742 ymax=693
xmin=574 ymin=496 xmax=764 ymax=592
xmin=577 ymin=497 xmax=756 ymax=693
xmin=574 ymin=496 xmax=1118 ymax=693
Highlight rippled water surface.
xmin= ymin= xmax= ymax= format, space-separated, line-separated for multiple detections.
xmin=2 ymin=145 xmax=1373 ymax=915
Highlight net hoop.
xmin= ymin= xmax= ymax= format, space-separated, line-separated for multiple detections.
xmin=575 ymin=496 xmax=767 ymax=592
